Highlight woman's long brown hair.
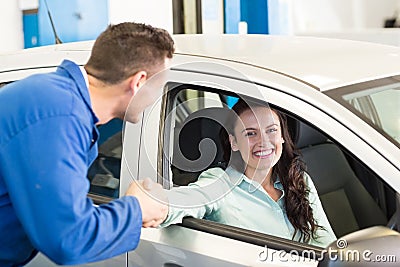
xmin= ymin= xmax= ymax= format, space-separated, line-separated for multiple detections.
xmin=222 ymin=98 xmax=321 ymax=243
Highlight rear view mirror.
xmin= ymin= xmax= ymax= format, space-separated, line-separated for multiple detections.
xmin=318 ymin=226 xmax=399 ymax=266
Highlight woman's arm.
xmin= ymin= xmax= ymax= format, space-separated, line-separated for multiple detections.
xmin=161 ymin=167 xmax=231 ymax=226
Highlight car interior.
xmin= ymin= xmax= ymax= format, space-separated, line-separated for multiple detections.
xmin=167 ymin=86 xmax=397 ymax=240
xmin=171 ymin=106 xmax=231 ymax=186
xmin=291 ymin=118 xmax=389 ymax=237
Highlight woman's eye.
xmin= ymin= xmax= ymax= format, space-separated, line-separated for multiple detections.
xmin=267 ymin=128 xmax=278 ymax=133
xmin=245 ymin=131 xmax=256 ymax=137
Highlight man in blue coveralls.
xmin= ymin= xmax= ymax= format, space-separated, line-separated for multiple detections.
xmin=0 ymin=22 xmax=174 ymax=266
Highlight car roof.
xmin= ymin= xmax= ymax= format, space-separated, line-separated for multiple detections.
xmin=173 ymin=34 xmax=400 ymax=91
xmin=2 ymin=35 xmax=400 ymax=91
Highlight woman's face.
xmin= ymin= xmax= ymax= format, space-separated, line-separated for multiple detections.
xmin=229 ymin=107 xmax=284 ymax=176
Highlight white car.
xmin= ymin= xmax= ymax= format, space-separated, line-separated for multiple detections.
xmin=1 ymin=34 xmax=400 ymax=266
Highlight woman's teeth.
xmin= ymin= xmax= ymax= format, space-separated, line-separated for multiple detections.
xmin=254 ymin=149 xmax=273 ymax=157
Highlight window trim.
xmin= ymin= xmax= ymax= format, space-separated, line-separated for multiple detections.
xmin=158 ymin=82 xmax=397 ymax=254
xmin=181 ymin=217 xmax=323 ymax=260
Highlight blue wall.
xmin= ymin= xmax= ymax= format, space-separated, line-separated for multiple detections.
xmin=224 ymin=0 xmax=241 ymax=34
xmin=240 ymin=0 xmax=268 ymax=34
xmin=224 ymin=0 xmax=269 ymax=34
xmin=23 ymin=12 xmax=39 ymax=48
xmin=37 ymin=0 xmax=108 ymax=46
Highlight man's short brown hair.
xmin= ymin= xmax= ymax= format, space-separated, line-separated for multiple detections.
xmin=85 ymin=22 xmax=175 ymax=84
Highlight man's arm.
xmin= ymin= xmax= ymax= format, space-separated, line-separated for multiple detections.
xmin=125 ymin=178 xmax=169 ymax=228
xmin=1 ymin=116 xmax=142 ymax=265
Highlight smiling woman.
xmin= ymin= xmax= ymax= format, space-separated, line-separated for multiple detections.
xmin=160 ymin=98 xmax=337 ymax=248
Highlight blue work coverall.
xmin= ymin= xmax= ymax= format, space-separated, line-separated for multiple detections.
xmin=0 ymin=60 xmax=142 ymax=266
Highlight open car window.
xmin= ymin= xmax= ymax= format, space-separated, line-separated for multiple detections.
xmin=87 ymin=118 xmax=123 ymax=203
xmin=161 ymin=84 xmax=398 ymax=254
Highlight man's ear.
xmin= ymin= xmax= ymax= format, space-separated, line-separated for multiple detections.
xmin=229 ymin=134 xmax=239 ymax=151
xmin=129 ymin=71 xmax=147 ymax=95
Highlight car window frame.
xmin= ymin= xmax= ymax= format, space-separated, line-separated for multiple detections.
xmin=156 ymin=78 xmax=400 ymax=258
xmin=159 ymin=83 xmax=328 ymax=259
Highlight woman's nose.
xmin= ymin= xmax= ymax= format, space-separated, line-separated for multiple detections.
xmin=258 ymin=132 xmax=270 ymax=144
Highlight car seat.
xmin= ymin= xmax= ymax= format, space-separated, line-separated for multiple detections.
xmin=171 ymin=107 xmax=231 ymax=186
xmin=294 ymin=121 xmax=388 ymax=238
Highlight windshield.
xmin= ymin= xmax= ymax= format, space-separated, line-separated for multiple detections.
xmin=326 ymin=76 xmax=400 ymax=147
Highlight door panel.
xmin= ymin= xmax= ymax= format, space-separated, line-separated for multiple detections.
xmin=128 ymin=227 xmax=317 ymax=267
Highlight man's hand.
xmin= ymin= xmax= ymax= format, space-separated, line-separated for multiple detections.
xmin=125 ymin=178 xmax=168 ymax=228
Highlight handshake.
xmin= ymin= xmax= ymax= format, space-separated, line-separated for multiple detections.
xmin=125 ymin=178 xmax=169 ymax=228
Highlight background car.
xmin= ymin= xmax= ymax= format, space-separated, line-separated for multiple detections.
xmin=1 ymin=34 xmax=399 ymax=266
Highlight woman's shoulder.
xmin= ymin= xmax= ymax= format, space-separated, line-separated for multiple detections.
xmin=302 ymin=171 xmax=317 ymax=187
xmin=302 ymin=171 xmax=312 ymax=182
xmin=302 ymin=171 xmax=319 ymax=195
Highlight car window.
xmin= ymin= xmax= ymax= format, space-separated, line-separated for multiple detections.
xmin=325 ymin=76 xmax=400 ymax=147
xmin=166 ymin=87 xmax=231 ymax=186
xmin=161 ymin=84 xmax=398 ymax=250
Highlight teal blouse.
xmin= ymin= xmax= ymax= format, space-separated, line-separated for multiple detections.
xmin=162 ymin=167 xmax=336 ymax=247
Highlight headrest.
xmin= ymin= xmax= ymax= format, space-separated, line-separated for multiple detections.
xmin=295 ymin=121 xmax=328 ymax=149
xmin=173 ymin=107 xmax=231 ymax=172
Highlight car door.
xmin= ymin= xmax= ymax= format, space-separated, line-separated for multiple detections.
xmin=123 ymin=58 xmax=400 ymax=266
xmin=123 ymin=64 xmax=328 ymax=267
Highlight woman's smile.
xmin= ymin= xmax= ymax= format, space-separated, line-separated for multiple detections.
xmin=253 ymin=148 xmax=274 ymax=158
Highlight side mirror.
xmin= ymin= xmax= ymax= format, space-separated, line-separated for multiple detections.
xmin=318 ymin=226 xmax=399 ymax=266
